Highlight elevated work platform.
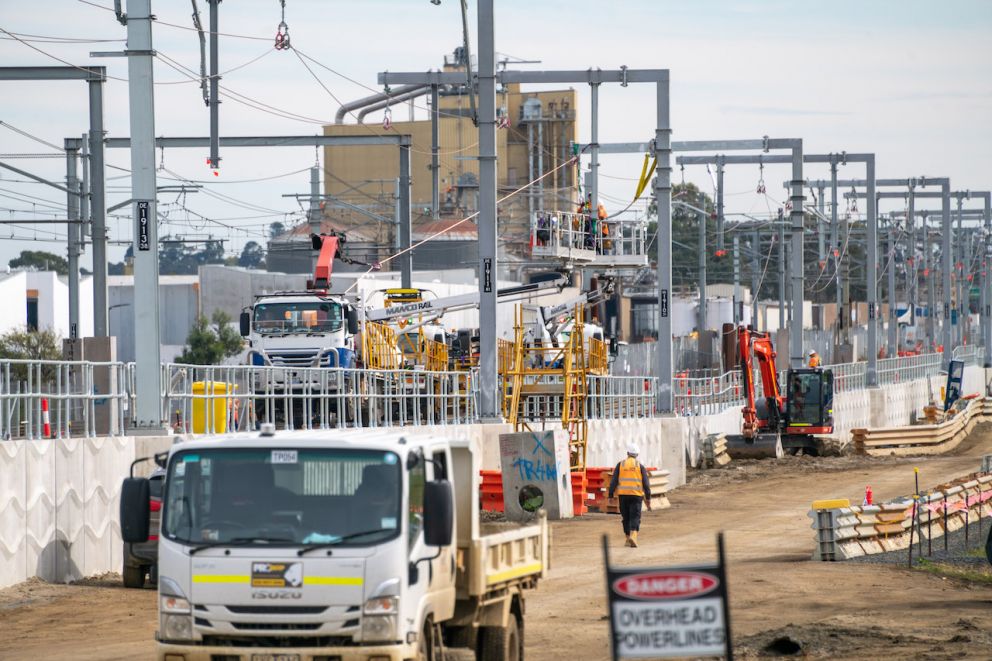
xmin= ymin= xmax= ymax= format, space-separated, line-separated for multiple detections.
xmin=529 ymin=211 xmax=648 ymax=268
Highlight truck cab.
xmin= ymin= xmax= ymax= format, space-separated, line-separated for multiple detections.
xmin=120 ymin=430 xmax=547 ymax=661
xmin=242 ymin=293 xmax=360 ymax=369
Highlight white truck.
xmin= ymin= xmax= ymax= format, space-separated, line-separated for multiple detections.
xmin=240 ymin=235 xmax=361 ymax=370
xmin=120 ymin=429 xmax=548 ymax=661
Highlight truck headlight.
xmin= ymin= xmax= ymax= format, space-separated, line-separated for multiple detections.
xmin=161 ymin=613 xmax=193 ymax=641
xmin=362 ymin=596 xmax=398 ymax=642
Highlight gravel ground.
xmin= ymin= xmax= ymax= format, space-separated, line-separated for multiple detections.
xmin=852 ymin=514 xmax=992 ymax=569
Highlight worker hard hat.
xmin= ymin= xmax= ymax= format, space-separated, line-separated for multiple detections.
xmin=626 ymin=442 xmax=639 ymax=457
xmin=808 ymin=350 xmax=818 ymax=356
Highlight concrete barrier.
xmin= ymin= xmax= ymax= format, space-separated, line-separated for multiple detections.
xmin=853 ymin=397 xmax=991 ymax=456
xmin=0 ymin=436 xmax=172 ymax=590
xmin=809 ymin=472 xmax=992 ymax=561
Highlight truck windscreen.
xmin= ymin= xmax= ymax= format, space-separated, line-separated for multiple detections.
xmin=253 ymin=301 xmax=343 ymax=335
xmin=162 ymin=448 xmax=401 ymax=546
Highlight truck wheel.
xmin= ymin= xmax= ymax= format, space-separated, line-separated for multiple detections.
xmin=417 ymin=619 xmax=434 ymax=661
xmin=479 ymin=614 xmax=522 ymax=661
xmin=122 ymin=564 xmax=145 ymax=589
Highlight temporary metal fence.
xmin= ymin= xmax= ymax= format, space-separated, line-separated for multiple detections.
xmin=0 ymin=359 xmax=129 ymax=440
xmin=0 ymin=347 xmax=976 ymax=441
xmin=672 ymin=370 xmax=743 ymax=416
xmin=821 ymin=361 xmax=866 ymax=393
xmin=163 ymin=363 xmax=478 ymax=434
xmin=587 ymin=375 xmax=657 ymax=419
xmin=876 ymin=352 xmax=942 ymax=385
xmin=951 ymin=344 xmax=983 ymax=367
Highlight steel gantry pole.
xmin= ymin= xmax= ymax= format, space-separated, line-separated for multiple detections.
xmin=788 ymin=142 xmax=805 ymax=369
xmin=865 ymin=158 xmax=878 ymax=385
xmin=751 ymin=230 xmax=760 ymax=330
xmin=207 ymin=0 xmax=221 ymax=170
xmin=983 ymin=193 xmax=992 ymax=367
xmin=778 ymin=210 xmax=786 ymax=333
xmin=887 ymin=216 xmax=898 ymax=356
xmin=907 ymin=184 xmax=916 ymax=327
xmin=955 ymin=196 xmax=964 ymax=346
xmin=817 ymin=185 xmax=826 ymax=263
xmin=831 ymin=161 xmax=842 ymax=338
xmin=589 ymin=79 xmax=600 ymax=217
xmin=925 ymin=211 xmax=936 ymax=349
xmin=476 ymin=0 xmax=499 ymax=419
xmin=398 ymin=144 xmax=412 ymax=288
xmin=431 ymin=84 xmax=440 ymax=221
xmin=732 ymin=234 xmax=741 ymax=325
xmin=697 ymin=201 xmax=707 ymax=339
xmin=126 ymin=0 xmax=164 ymax=431
xmin=88 ymin=73 xmax=109 ymax=337
xmin=653 ymin=75 xmax=674 ymax=413
xmin=716 ymin=157 xmax=725 ymax=251
xmin=65 ymin=142 xmax=81 ymax=340
xmin=941 ymin=182 xmax=952 ymax=367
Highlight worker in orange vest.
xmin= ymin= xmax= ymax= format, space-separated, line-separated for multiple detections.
xmin=808 ymin=350 xmax=821 ymax=368
xmin=607 ymin=443 xmax=652 ymax=547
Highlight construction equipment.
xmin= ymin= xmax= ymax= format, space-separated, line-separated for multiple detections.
xmin=363 ymin=276 xmax=569 ymax=327
xmin=238 ymin=234 xmax=363 ymax=428
xmin=725 ymin=326 xmax=835 ymax=459
xmin=503 ymin=305 xmax=590 ymax=470
xmin=520 ymin=278 xmax=615 ymax=367
xmin=122 ymin=429 xmax=547 ymax=660
xmin=240 ymin=233 xmax=361 ymax=370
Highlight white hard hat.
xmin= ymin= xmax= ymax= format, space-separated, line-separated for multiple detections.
xmin=626 ymin=442 xmax=639 ymax=456
xmin=808 ymin=350 xmax=817 ymax=356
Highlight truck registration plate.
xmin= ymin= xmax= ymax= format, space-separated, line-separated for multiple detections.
xmin=251 ymin=655 xmax=300 ymax=661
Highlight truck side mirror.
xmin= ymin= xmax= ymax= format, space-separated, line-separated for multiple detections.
xmin=609 ymin=336 xmax=619 ymax=357
xmin=423 ymin=481 xmax=453 ymax=547
xmin=120 ymin=477 xmax=151 ymax=544
xmin=239 ymin=311 xmax=251 ymax=337
xmin=346 ymin=307 xmax=359 ymax=335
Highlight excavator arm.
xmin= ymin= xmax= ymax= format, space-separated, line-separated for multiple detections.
xmin=727 ymin=325 xmax=785 ymax=459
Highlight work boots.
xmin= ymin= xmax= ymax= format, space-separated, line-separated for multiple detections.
xmin=629 ymin=531 xmax=639 ymax=548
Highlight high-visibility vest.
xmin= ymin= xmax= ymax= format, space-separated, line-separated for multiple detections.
xmin=616 ymin=457 xmax=643 ymax=497
xmin=809 ymin=355 xmax=821 ymax=367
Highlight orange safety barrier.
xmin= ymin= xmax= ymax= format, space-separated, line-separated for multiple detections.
xmin=584 ymin=466 xmax=611 ymax=512
xmin=571 ymin=471 xmax=588 ymax=516
xmin=480 ymin=470 xmax=504 ymax=512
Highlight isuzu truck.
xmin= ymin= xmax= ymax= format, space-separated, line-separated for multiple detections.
xmin=121 ymin=429 xmax=548 ymax=661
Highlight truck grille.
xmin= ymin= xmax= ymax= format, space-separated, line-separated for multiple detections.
xmin=267 ymin=351 xmax=319 ymax=367
xmin=224 ymin=605 xmax=329 ymax=615
xmin=201 ymin=635 xmax=354 ymax=647
xmin=231 ymin=622 xmax=322 ymax=631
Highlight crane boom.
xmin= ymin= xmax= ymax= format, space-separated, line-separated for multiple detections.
xmin=364 ymin=276 xmax=568 ymax=324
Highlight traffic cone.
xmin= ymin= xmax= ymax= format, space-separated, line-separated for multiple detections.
xmin=41 ymin=398 xmax=51 ymax=439
xmin=863 ymin=485 xmax=873 ymax=506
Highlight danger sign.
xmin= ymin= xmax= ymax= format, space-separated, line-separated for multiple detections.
xmin=603 ymin=534 xmax=732 ymax=660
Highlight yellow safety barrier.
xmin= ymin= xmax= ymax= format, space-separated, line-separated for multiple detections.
xmin=362 ymin=322 xmax=401 ymax=370
xmin=588 ymin=337 xmax=609 ymax=376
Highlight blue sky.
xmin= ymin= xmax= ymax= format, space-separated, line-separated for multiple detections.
xmin=0 ymin=0 xmax=990 ymax=269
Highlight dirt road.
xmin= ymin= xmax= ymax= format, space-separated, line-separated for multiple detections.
xmin=2 ymin=426 xmax=990 ymax=660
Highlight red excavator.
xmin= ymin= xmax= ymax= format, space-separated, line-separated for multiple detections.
xmin=725 ymin=326 xmax=835 ymax=459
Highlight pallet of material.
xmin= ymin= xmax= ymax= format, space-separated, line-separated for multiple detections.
xmin=595 ymin=469 xmax=671 ymax=513
xmin=852 ymin=397 xmax=989 ymax=457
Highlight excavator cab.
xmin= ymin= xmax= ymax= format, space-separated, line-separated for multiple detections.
xmin=784 ymin=368 xmax=834 ymax=434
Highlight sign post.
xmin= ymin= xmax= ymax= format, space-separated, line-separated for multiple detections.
xmin=604 ymin=533 xmax=732 ymax=660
